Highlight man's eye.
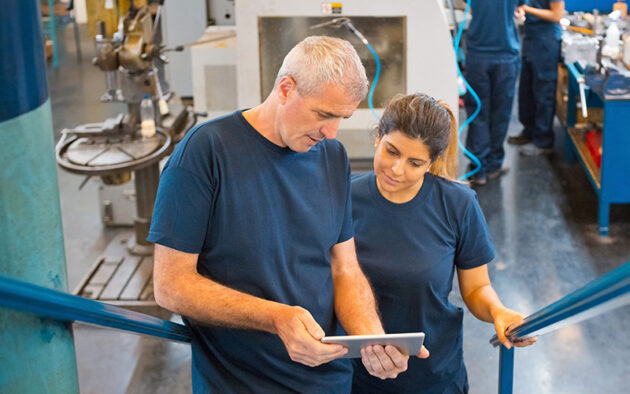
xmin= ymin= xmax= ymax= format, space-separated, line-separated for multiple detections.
xmin=386 ymin=149 xmax=397 ymax=155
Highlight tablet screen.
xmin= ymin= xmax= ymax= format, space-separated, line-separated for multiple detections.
xmin=321 ymin=332 xmax=425 ymax=358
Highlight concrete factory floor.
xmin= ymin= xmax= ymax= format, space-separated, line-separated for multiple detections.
xmin=47 ymin=25 xmax=630 ymax=394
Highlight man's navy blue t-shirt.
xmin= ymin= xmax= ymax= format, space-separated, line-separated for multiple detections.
xmin=148 ymin=110 xmax=354 ymax=393
xmin=350 ymin=173 xmax=495 ymax=393
xmin=523 ymin=0 xmax=563 ymax=41
xmin=466 ymin=0 xmax=525 ymax=57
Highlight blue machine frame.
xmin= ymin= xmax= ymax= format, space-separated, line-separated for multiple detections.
xmin=563 ymin=62 xmax=630 ymax=236
xmin=565 ymin=0 xmax=613 ymax=12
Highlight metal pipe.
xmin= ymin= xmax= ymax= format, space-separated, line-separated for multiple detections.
xmin=446 ymin=0 xmax=460 ymax=36
xmin=490 ymin=260 xmax=630 ymax=346
xmin=498 ymin=346 xmax=514 ymax=394
xmin=133 ymin=162 xmax=160 ymax=246
xmin=0 ymin=275 xmax=190 ymax=343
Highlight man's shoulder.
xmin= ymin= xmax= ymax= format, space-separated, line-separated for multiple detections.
xmin=320 ymin=138 xmax=347 ymax=154
xmin=187 ymin=111 xmax=242 ymax=140
xmin=312 ymin=139 xmax=350 ymax=170
xmin=165 ymin=111 xmax=243 ymax=170
xmin=179 ymin=111 xmax=245 ymax=150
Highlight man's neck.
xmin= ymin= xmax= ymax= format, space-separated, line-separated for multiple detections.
xmin=242 ymin=99 xmax=284 ymax=147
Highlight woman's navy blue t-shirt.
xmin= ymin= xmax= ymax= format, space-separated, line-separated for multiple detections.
xmin=350 ymin=172 xmax=495 ymax=393
xmin=148 ymin=110 xmax=354 ymax=393
xmin=523 ymin=0 xmax=563 ymax=41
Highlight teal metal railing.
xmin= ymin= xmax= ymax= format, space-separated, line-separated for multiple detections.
xmin=1 ymin=261 xmax=630 ymax=393
xmin=0 ymin=275 xmax=190 ymax=343
xmin=491 ymin=260 xmax=630 ymax=393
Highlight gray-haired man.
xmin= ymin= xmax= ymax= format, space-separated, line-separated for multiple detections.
xmin=149 ymin=36 xmax=407 ymax=393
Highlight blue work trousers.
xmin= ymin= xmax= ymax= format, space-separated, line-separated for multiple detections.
xmin=464 ymin=54 xmax=520 ymax=177
xmin=518 ymin=38 xmax=561 ymax=149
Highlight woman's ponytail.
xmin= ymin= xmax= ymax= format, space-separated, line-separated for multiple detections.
xmin=428 ymin=101 xmax=459 ymax=181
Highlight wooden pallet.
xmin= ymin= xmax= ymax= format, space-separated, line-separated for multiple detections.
xmin=73 ymin=231 xmax=170 ymax=319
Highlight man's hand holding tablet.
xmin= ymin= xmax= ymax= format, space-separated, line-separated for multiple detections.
xmin=321 ymin=332 xmax=426 ymax=358
xmin=322 ymin=333 xmax=429 ymax=380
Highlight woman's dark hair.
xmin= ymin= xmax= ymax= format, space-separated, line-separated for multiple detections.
xmin=377 ymin=93 xmax=458 ymax=180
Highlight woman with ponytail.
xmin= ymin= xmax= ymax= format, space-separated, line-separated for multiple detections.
xmin=350 ymin=93 xmax=535 ymax=393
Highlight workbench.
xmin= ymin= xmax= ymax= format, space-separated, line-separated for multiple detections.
xmin=560 ymin=62 xmax=630 ymax=235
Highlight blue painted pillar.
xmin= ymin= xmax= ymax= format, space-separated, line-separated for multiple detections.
xmin=0 ymin=1 xmax=79 ymax=393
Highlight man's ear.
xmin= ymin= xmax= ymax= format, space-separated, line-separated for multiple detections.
xmin=276 ymin=76 xmax=297 ymax=104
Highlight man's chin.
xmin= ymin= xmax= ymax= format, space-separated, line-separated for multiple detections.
xmin=291 ymin=143 xmax=314 ymax=153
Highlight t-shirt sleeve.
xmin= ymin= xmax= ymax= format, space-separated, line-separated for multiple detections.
xmin=454 ymin=194 xmax=496 ymax=269
xmin=336 ymin=155 xmax=354 ymax=244
xmin=147 ymin=166 xmax=214 ymax=254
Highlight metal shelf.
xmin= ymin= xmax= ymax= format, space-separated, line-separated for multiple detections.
xmin=567 ymin=128 xmax=601 ymax=190
xmin=563 ymin=61 xmax=630 ymax=235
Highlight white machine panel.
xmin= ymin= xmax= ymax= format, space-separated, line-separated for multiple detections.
xmin=162 ymin=1 xmax=208 ymax=98
xmin=191 ymin=27 xmax=238 ymax=121
xmin=234 ymin=0 xmax=458 ymax=159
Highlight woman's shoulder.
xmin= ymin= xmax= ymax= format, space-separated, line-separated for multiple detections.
xmin=429 ymin=174 xmax=476 ymax=199
xmin=350 ymin=172 xmax=373 ymax=198
xmin=427 ymin=175 xmax=487 ymax=234
xmin=428 ymin=174 xmax=478 ymax=212
xmin=351 ymin=172 xmax=372 ymax=184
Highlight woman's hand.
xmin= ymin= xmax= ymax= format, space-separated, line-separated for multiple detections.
xmin=493 ymin=308 xmax=537 ymax=349
xmin=361 ymin=345 xmax=409 ymax=380
xmin=514 ymin=5 xmax=527 ymax=24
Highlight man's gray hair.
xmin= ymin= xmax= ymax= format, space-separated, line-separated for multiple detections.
xmin=274 ymin=36 xmax=369 ymax=102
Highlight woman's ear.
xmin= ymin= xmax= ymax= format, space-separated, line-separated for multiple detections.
xmin=374 ymin=136 xmax=381 ymax=148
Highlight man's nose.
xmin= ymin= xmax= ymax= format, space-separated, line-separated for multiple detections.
xmin=320 ymin=118 xmax=342 ymax=140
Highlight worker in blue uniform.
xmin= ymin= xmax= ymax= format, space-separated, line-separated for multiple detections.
xmin=508 ymin=1 xmax=565 ymax=155
xmin=148 ymin=36 xmax=408 ymax=393
xmin=464 ymin=0 xmax=526 ymax=185
xmin=351 ymin=94 xmax=536 ymax=393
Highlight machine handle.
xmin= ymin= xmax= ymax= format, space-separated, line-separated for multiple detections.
xmin=578 ymin=81 xmax=588 ymax=118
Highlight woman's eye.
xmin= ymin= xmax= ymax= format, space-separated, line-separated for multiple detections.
xmin=386 ymin=149 xmax=397 ymax=155
xmin=410 ymin=162 xmax=421 ymax=168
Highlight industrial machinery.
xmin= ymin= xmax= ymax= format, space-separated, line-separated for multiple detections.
xmin=237 ymin=0 xmax=458 ymax=162
xmin=558 ymin=9 xmax=630 ymax=235
xmin=190 ymin=0 xmax=458 ymax=163
xmin=563 ymin=10 xmax=630 ymax=101
xmin=56 ymin=1 xmax=198 ymax=256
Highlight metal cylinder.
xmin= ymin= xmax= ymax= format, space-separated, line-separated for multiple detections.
xmin=0 ymin=1 xmax=79 ymax=392
xmin=105 ymin=70 xmax=118 ymax=96
xmin=133 ymin=162 xmax=160 ymax=245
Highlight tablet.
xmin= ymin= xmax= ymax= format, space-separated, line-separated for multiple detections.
xmin=321 ymin=332 xmax=425 ymax=359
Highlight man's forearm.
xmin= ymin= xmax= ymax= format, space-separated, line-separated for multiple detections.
xmin=329 ymin=238 xmax=384 ymax=335
xmin=159 ymin=272 xmax=284 ymax=332
xmin=333 ymin=271 xmax=384 ymax=335
xmin=153 ymin=245 xmax=285 ymax=334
